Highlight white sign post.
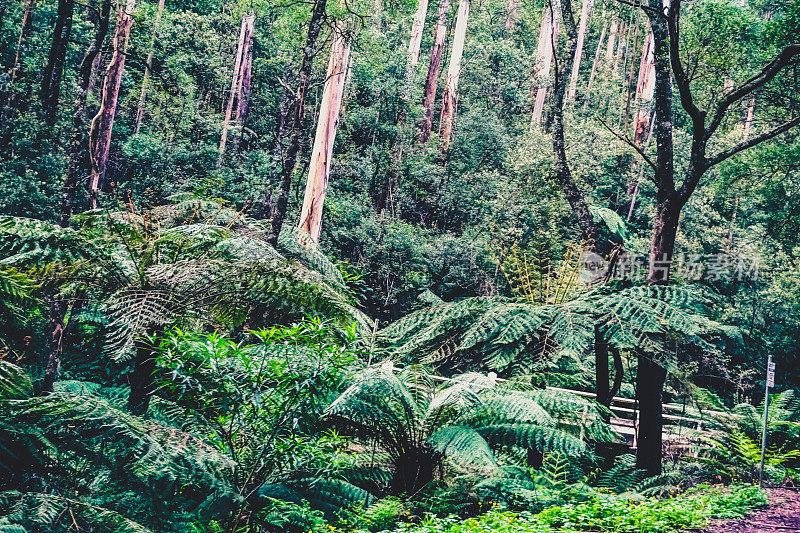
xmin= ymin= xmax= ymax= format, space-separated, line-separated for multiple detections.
xmin=759 ymin=355 xmax=774 ymax=488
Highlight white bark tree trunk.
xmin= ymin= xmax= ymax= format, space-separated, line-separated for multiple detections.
xmin=218 ymin=12 xmax=254 ymax=165
xmin=583 ymin=20 xmax=606 ymax=112
xmin=87 ymin=0 xmax=136 ymax=209
xmin=568 ymin=0 xmax=593 ymax=102
xmin=505 ymin=0 xmax=518 ymax=30
xmin=532 ymin=3 xmax=559 ymax=127
xmin=298 ymin=30 xmax=351 ymax=240
xmin=438 ymin=0 xmax=470 ymax=150
xmin=605 ymin=17 xmax=618 ymax=60
xmin=406 ymin=0 xmax=429 ymax=76
xmin=419 ymin=0 xmax=451 ymax=142
xmin=632 ymin=31 xmax=654 ymax=145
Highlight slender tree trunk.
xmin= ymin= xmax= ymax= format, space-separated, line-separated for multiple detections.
xmin=419 ymin=0 xmax=450 ymax=143
xmin=567 ymin=0 xmax=593 ymax=102
xmin=42 ymin=298 xmax=65 ymax=393
xmin=438 ymin=0 xmax=470 ymax=151
xmin=41 ymin=0 xmax=74 ymax=125
xmin=505 ymin=0 xmax=518 ymax=30
xmin=611 ymin=21 xmax=626 ymax=76
xmin=9 ymin=0 xmax=37 ymax=88
xmin=234 ymin=27 xmax=254 ymax=153
xmin=297 ymin=29 xmax=351 ymax=240
xmin=551 ymin=0 xmax=595 ymax=241
xmin=622 ymin=21 xmax=640 ymax=126
xmin=3 ymin=0 xmax=37 ymax=115
xmin=406 ymin=0 xmax=430 ymax=87
xmin=532 ymin=4 xmax=559 ymax=127
xmin=582 ymin=20 xmax=605 ymax=112
xmin=743 ymin=99 xmax=754 ymax=139
xmin=87 ymin=0 xmax=136 ymax=209
xmin=636 ymin=2 xmax=674 ymax=476
xmin=267 ymin=0 xmax=327 ymax=245
xmin=132 ymin=0 xmax=166 ymax=135
xmin=595 ymin=326 xmax=610 ymax=407
xmin=632 ymin=32 xmax=655 ymax=145
xmin=127 ymin=331 xmax=156 ymax=416
xmin=636 ymin=355 xmax=666 ymax=475
xmin=218 ymin=12 xmax=254 ymax=164
xmin=605 ymin=17 xmax=618 ymax=60
xmin=60 ymin=0 xmax=111 ymax=227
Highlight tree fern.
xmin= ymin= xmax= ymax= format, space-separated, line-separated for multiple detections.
xmin=378 ymin=283 xmax=727 ymax=376
xmin=325 ymin=365 xmax=610 ymax=497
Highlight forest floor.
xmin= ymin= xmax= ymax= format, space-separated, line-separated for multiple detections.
xmin=702 ymin=488 xmax=800 ymax=532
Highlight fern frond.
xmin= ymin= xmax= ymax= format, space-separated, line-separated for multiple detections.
xmin=477 ymin=424 xmax=587 ymax=456
xmin=0 ymin=491 xmax=153 ymax=533
xmin=427 ymin=425 xmax=497 ymax=472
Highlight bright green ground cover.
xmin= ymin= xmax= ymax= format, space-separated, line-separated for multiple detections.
xmin=345 ymin=485 xmax=766 ymax=533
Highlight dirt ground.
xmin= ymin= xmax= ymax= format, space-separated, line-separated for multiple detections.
xmin=702 ymin=488 xmax=800 ymax=532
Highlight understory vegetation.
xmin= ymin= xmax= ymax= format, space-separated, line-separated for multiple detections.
xmin=1 ymin=0 xmax=799 ymax=529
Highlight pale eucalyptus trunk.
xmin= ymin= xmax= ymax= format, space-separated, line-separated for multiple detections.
xmin=438 ymin=0 xmax=470 ymax=151
xmin=297 ymin=30 xmax=351 ymax=240
xmin=87 ymin=0 xmax=137 ymax=209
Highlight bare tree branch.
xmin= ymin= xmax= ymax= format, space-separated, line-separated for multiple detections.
xmin=597 ymin=115 xmax=658 ymax=172
xmin=706 ymin=116 xmax=800 ymax=168
xmin=705 ymin=44 xmax=800 ymax=139
xmin=666 ymin=0 xmax=705 ymax=134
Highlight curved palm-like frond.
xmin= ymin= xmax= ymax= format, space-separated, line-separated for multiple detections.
xmin=326 ymin=365 xmax=612 ymax=497
xmin=378 ymin=284 xmax=726 ymax=375
xmin=476 ymin=424 xmax=587 ymax=456
xmin=427 ymin=425 xmax=497 ymax=472
xmin=0 ymin=492 xmax=153 ymax=533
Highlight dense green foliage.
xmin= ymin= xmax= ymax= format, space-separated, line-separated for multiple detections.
xmin=1 ymin=0 xmax=799 ymax=529
xmin=361 ymin=485 xmax=766 ymax=533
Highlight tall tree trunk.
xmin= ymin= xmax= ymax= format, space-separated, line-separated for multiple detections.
xmin=3 ymin=0 xmax=37 ymax=115
xmin=297 ymin=29 xmax=351 ymax=240
xmin=636 ymin=354 xmax=667 ymax=475
xmin=218 ymin=12 xmax=254 ymax=164
xmin=595 ymin=325 xmax=610 ymax=407
xmin=42 ymin=298 xmax=65 ymax=393
xmin=611 ymin=21 xmax=626 ymax=77
xmin=622 ymin=20 xmax=640 ymax=126
xmin=60 ymin=0 xmax=111 ymax=227
xmin=234 ymin=26 xmax=254 ymax=153
xmin=550 ymin=0 xmax=595 ymax=241
xmin=583 ymin=20 xmax=605 ymax=112
xmin=87 ymin=0 xmax=136 ymax=209
xmin=41 ymin=0 xmax=74 ymax=125
xmin=438 ymin=0 xmax=469 ymax=151
xmin=127 ymin=331 xmax=156 ymax=416
xmin=132 ymin=0 xmax=166 ymax=135
xmin=567 ymin=0 xmax=593 ymax=103
xmin=605 ymin=17 xmax=618 ymax=60
xmin=532 ymin=4 xmax=559 ymax=127
xmin=505 ymin=0 xmax=518 ymax=30
xmin=632 ymin=32 xmax=655 ymax=145
xmin=636 ymin=2 xmax=674 ymax=476
xmin=9 ymin=0 xmax=37 ymax=87
xmin=419 ymin=0 xmax=450 ymax=143
xmin=267 ymin=0 xmax=327 ymax=245
xmin=405 ymin=0 xmax=430 ymax=87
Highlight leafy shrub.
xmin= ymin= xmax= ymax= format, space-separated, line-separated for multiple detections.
xmin=343 ymin=484 xmax=766 ymax=533
xmin=348 ymin=497 xmax=409 ymax=532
